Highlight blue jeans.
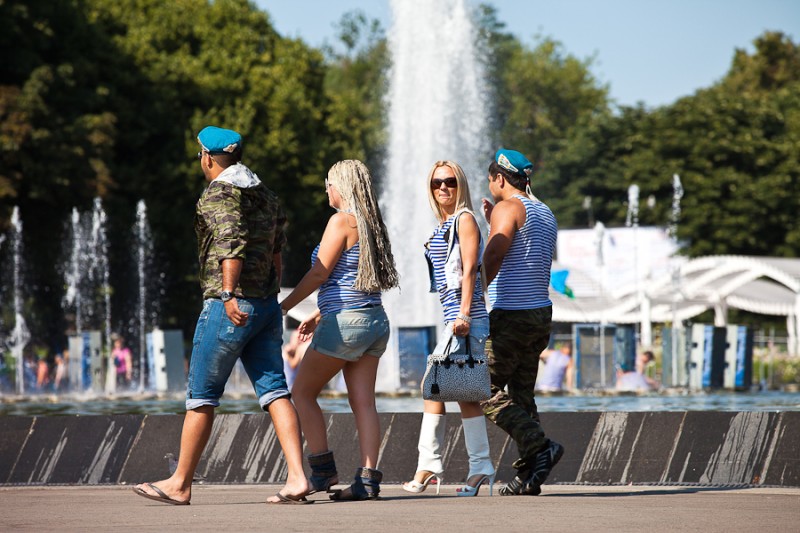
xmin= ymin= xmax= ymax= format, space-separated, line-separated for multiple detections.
xmin=433 ymin=317 xmax=490 ymax=358
xmin=186 ymin=296 xmax=288 ymax=411
xmin=309 ymin=306 xmax=390 ymax=361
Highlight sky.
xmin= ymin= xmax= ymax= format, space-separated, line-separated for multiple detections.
xmin=255 ymin=0 xmax=800 ymax=108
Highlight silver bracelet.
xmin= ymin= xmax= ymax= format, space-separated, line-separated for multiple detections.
xmin=456 ymin=313 xmax=472 ymax=324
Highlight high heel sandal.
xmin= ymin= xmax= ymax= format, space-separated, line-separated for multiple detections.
xmin=456 ymin=473 xmax=495 ymax=497
xmin=401 ymin=471 xmax=442 ymax=495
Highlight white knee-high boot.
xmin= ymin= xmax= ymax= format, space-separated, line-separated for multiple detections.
xmin=462 ymin=415 xmax=494 ymax=478
xmin=416 ymin=412 xmax=446 ymax=475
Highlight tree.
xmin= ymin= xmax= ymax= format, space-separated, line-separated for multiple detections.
xmin=477 ymin=4 xmax=611 ymax=229
xmin=543 ymin=31 xmax=800 ymax=260
xmin=1 ymin=0 xmax=120 ymax=349
xmin=0 ymin=0 xmax=350 ymax=351
xmin=323 ymin=10 xmax=389 ymax=175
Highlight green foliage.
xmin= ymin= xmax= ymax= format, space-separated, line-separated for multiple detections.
xmin=2 ymin=0 xmax=798 ymax=353
xmin=544 ymin=31 xmax=800 ymax=261
xmin=322 ymin=10 xmax=389 ymax=172
xmin=478 ymin=5 xmax=609 ymax=163
xmin=753 ymin=350 xmax=800 ymax=386
xmin=0 ymin=0 xmax=350 ymax=345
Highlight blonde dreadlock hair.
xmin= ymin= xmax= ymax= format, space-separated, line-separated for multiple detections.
xmin=327 ymin=160 xmax=400 ymax=292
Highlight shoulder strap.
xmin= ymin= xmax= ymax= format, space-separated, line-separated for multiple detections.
xmin=453 ymin=208 xmax=483 ymax=258
xmin=445 ymin=208 xmax=470 ymax=260
xmin=452 ymin=207 xmax=474 ymax=238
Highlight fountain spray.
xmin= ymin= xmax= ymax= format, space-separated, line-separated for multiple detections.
xmin=90 ymin=198 xmax=113 ymax=388
xmin=10 ymin=207 xmax=30 ymax=395
xmin=381 ymin=0 xmax=490 ymax=390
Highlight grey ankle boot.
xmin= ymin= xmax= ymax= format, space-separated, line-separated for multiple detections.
xmin=308 ymin=450 xmax=338 ymax=493
xmin=330 ymin=467 xmax=383 ymax=501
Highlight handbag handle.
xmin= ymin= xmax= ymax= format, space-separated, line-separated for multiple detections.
xmin=445 ymin=333 xmax=480 ymax=368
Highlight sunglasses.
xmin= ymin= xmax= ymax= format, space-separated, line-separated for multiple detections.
xmin=431 ymin=177 xmax=458 ymax=189
xmin=197 ymin=151 xmax=220 ymax=164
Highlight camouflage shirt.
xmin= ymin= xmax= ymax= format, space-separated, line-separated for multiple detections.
xmin=195 ymin=177 xmax=287 ymax=299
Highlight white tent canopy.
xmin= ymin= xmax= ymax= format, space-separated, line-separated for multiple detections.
xmin=551 ymin=255 xmax=800 ymax=355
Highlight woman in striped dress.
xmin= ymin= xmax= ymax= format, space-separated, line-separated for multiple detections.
xmin=402 ymin=161 xmax=495 ymax=497
xmin=280 ymin=160 xmax=399 ymax=501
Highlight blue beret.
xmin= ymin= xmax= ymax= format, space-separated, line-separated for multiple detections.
xmin=495 ymin=149 xmax=533 ymax=178
xmin=197 ymin=126 xmax=242 ymax=154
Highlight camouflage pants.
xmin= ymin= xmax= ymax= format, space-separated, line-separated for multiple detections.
xmin=481 ymin=306 xmax=552 ymax=470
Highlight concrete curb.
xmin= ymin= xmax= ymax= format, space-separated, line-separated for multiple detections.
xmin=1 ymin=412 xmax=798 ymax=486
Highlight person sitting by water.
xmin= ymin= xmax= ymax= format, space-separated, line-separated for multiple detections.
xmin=53 ymin=350 xmax=68 ymax=392
xmin=616 ymin=350 xmax=659 ymax=391
xmin=35 ymin=350 xmax=50 ymax=391
xmin=111 ymin=334 xmax=133 ymax=390
xmin=535 ymin=342 xmax=574 ymax=392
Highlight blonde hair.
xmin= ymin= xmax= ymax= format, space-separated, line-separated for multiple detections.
xmin=327 ymin=160 xmax=400 ymax=292
xmin=425 ymin=160 xmax=488 ymax=291
xmin=425 ymin=161 xmax=475 ymax=222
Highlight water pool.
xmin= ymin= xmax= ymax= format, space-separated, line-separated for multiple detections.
xmin=1 ymin=389 xmax=798 ymax=416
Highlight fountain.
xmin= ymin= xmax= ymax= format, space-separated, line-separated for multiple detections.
xmin=8 ymin=207 xmax=30 ymax=395
xmin=625 ymin=184 xmax=651 ymax=346
xmin=57 ymin=199 xmax=168 ymax=394
xmin=90 ymin=198 xmax=113 ymax=382
xmin=63 ymin=209 xmax=85 ymax=332
xmin=668 ymin=174 xmax=683 ymax=241
xmin=668 ymin=174 xmax=685 ymax=387
xmin=380 ymin=0 xmax=491 ymax=391
xmin=133 ymin=200 xmax=159 ymax=391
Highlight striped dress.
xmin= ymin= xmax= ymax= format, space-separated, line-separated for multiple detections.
xmin=488 ymin=195 xmax=557 ymax=311
xmin=312 ymin=242 xmax=382 ymax=316
xmin=425 ymin=213 xmax=489 ymax=323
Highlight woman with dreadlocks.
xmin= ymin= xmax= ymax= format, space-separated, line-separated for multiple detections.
xmin=280 ymin=159 xmax=399 ymax=502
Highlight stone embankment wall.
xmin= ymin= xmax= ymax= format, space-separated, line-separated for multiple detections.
xmin=1 ymin=412 xmax=797 ymax=486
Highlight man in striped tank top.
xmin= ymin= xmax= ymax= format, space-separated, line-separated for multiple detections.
xmin=480 ymin=149 xmax=565 ymax=496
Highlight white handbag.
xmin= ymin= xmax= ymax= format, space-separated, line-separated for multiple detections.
xmin=421 ymin=336 xmax=491 ymax=402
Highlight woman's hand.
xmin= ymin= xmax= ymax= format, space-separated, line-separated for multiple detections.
xmin=452 ymin=317 xmax=471 ymax=337
xmin=297 ymin=310 xmax=322 ymax=341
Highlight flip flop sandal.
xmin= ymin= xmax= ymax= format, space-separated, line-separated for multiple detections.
xmin=267 ymin=492 xmax=314 ymax=505
xmin=132 ymin=483 xmax=190 ymax=505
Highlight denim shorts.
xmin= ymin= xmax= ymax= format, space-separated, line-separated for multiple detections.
xmin=433 ymin=317 xmax=490 ymax=358
xmin=309 ymin=305 xmax=390 ymax=362
xmin=186 ymin=296 xmax=288 ymax=411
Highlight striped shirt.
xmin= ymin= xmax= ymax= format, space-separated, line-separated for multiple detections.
xmin=425 ymin=213 xmax=489 ymax=323
xmin=312 ymin=242 xmax=382 ymax=316
xmin=488 ymin=195 xmax=557 ymax=310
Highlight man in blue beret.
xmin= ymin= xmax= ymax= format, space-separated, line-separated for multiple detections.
xmin=134 ymin=126 xmax=311 ymax=505
xmin=480 ymin=148 xmax=564 ymax=496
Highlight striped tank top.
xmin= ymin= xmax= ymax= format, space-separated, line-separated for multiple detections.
xmin=312 ymin=242 xmax=382 ymax=316
xmin=488 ymin=195 xmax=557 ymax=310
xmin=425 ymin=212 xmax=489 ymax=323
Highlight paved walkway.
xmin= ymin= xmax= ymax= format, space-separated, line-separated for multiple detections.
xmin=3 ymin=484 xmax=798 ymax=532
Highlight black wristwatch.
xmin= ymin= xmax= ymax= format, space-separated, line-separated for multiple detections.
xmin=220 ymin=290 xmax=235 ymax=302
